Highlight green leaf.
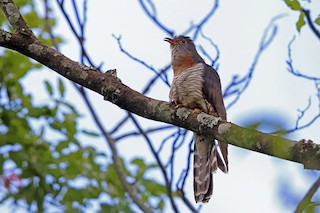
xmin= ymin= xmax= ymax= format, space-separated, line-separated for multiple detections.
xmin=44 ymin=80 xmax=54 ymax=96
xmin=55 ymin=100 xmax=80 ymax=116
xmin=285 ymin=0 xmax=301 ymax=11
xmin=296 ymin=12 xmax=306 ymax=32
xmin=315 ymin=17 xmax=320 ymax=25
xmin=156 ymin=199 xmax=164 ymax=210
xmin=28 ymin=106 xmax=55 ymax=118
xmin=131 ymin=158 xmax=146 ymax=168
xmin=56 ymin=140 xmax=70 ymax=153
xmin=143 ymin=179 xmax=167 ymax=196
xmin=58 ymin=78 xmax=65 ymax=98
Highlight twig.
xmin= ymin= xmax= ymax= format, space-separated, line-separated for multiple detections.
xmin=128 ymin=113 xmax=179 ymax=213
xmin=112 ymin=34 xmax=170 ymax=87
xmin=0 ymin=1 xmax=153 ymax=212
xmin=277 ymin=36 xmax=320 ymax=133
xmin=56 ymin=0 xmax=101 ymax=68
xmin=302 ymin=9 xmax=320 ymax=40
xmin=176 ymin=139 xmax=197 ymax=212
xmin=157 ymin=128 xmax=180 ymax=154
xmin=184 ymin=0 xmax=219 ymax=40
xmin=138 ymin=0 xmax=174 ymax=36
xmin=114 ymin=125 xmax=175 ymax=142
xmin=295 ymin=176 xmax=320 ymax=213
xmin=223 ymin=14 xmax=286 ymax=108
xmin=199 ymin=30 xmax=220 ymax=69
xmin=77 ymin=87 xmax=154 ymax=213
xmin=44 ymin=0 xmax=59 ymax=50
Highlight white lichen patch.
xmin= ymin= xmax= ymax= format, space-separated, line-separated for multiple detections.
xmin=115 ymin=88 xmax=121 ymax=95
xmin=80 ymin=71 xmax=89 ymax=80
xmin=176 ymin=108 xmax=190 ymax=120
xmin=108 ymin=69 xmax=117 ymax=77
xmin=5 ymin=3 xmax=16 ymax=15
xmin=197 ymin=113 xmax=221 ymax=128
xmin=218 ymin=123 xmax=231 ymax=134
xmin=0 ymin=30 xmax=12 ymax=42
xmin=101 ymin=86 xmax=106 ymax=94
xmin=256 ymin=142 xmax=261 ymax=149
xmin=6 ymin=3 xmax=20 ymax=22
xmin=28 ymin=43 xmax=43 ymax=56
xmin=78 ymin=62 xmax=90 ymax=70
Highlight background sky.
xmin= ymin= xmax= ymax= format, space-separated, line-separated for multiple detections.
xmin=2 ymin=0 xmax=320 ymax=212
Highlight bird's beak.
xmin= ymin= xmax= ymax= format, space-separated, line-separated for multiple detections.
xmin=164 ymin=37 xmax=177 ymax=45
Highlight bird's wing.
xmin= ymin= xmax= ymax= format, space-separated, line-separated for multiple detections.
xmin=202 ymin=64 xmax=228 ymax=172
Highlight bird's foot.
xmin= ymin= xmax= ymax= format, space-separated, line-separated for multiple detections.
xmin=192 ymin=108 xmax=202 ymax=113
xmin=175 ymin=104 xmax=185 ymax=109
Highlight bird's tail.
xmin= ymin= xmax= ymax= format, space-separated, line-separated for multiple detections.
xmin=193 ymin=133 xmax=217 ymax=203
xmin=193 ymin=133 xmax=228 ymax=203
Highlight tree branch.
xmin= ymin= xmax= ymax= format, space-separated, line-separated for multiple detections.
xmin=0 ymin=0 xmax=319 ymax=171
xmin=1 ymin=1 xmax=153 ymax=212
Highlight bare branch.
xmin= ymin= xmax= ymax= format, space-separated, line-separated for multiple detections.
xmin=112 ymin=34 xmax=170 ymax=88
xmin=0 ymin=5 xmax=319 ymax=171
xmin=198 ymin=30 xmax=220 ymax=69
xmin=224 ymin=14 xmax=286 ymax=108
xmin=280 ymin=36 xmax=320 ymax=133
xmin=128 ymin=113 xmax=179 ymax=213
xmin=114 ymin=125 xmax=175 ymax=142
xmin=138 ymin=0 xmax=174 ymax=36
xmin=0 ymin=1 xmax=153 ymax=212
xmin=0 ymin=0 xmax=33 ymax=36
xmin=44 ymin=0 xmax=59 ymax=50
xmin=56 ymin=0 xmax=101 ymax=68
xmin=184 ymin=0 xmax=219 ymax=39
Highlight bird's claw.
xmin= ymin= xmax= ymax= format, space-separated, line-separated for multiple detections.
xmin=175 ymin=104 xmax=184 ymax=109
xmin=192 ymin=108 xmax=202 ymax=113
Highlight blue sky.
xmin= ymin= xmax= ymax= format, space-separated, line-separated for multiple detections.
xmin=2 ymin=0 xmax=320 ymax=212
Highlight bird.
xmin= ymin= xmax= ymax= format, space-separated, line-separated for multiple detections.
xmin=164 ymin=35 xmax=228 ymax=203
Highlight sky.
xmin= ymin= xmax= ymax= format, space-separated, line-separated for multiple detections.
xmin=2 ymin=0 xmax=320 ymax=212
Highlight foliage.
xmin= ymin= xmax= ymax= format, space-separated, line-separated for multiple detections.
xmin=284 ymin=0 xmax=320 ymax=33
xmin=0 ymin=1 xmax=167 ymax=212
xmin=1 ymin=0 xmax=319 ymax=212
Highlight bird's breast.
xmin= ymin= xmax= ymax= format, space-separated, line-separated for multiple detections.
xmin=170 ymin=63 xmax=206 ymax=110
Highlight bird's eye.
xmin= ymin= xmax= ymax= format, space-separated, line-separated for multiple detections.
xmin=181 ymin=40 xmax=186 ymax=44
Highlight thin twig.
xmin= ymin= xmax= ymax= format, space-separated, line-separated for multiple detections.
xmin=302 ymin=9 xmax=320 ymax=40
xmin=128 ymin=113 xmax=179 ymax=213
xmin=295 ymin=176 xmax=320 ymax=213
xmin=223 ymin=14 xmax=286 ymax=108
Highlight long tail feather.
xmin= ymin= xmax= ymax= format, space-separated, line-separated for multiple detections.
xmin=193 ymin=133 xmax=218 ymax=203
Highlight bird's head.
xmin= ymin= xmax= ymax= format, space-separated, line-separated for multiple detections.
xmin=164 ymin=36 xmax=195 ymax=50
xmin=164 ymin=36 xmax=204 ymax=73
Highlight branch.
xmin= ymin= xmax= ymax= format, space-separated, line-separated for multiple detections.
xmin=223 ymin=14 xmax=286 ymax=108
xmin=282 ymin=36 xmax=320 ymax=133
xmin=1 ymin=1 xmax=319 ymax=171
xmin=0 ymin=1 xmax=152 ymax=212
xmin=138 ymin=0 xmax=174 ymax=36
xmin=295 ymin=176 xmax=320 ymax=213
xmin=128 ymin=113 xmax=179 ymax=213
xmin=302 ymin=9 xmax=320 ymax=40
xmin=1 ymin=29 xmax=319 ymax=169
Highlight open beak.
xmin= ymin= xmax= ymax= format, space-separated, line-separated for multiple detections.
xmin=164 ymin=37 xmax=177 ymax=45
